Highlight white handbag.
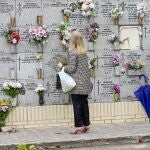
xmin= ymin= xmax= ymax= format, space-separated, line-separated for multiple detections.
xmin=58 ymin=67 xmax=76 ymax=93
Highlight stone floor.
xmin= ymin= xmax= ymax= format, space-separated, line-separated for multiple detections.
xmin=0 ymin=123 xmax=150 ymax=149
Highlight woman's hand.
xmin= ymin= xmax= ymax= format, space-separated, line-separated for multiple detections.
xmin=57 ymin=62 xmax=63 ymax=69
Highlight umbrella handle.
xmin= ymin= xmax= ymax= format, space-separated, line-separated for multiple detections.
xmin=139 ymin=74 xmax=149 ymax=85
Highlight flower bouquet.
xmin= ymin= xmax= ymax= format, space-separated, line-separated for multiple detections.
xmin=3 ymin=82 xmax=22 ymax=99
xmin=126 ymin=60 xmax=145 ymax=71
xmin=3 ymin=27 xmax=20 ymax=45
xmin=77 ymin=0 xmax=95 ymax=17
xmin=86 ymin=22 xmax=99 ymax=42
xmin=112 ymin=53 xmax=120 ymax=66
xmin=108 ymin=33 xmax=118 ymax=43
xmin=0 ymin=100 xmax=12 ymax=128
xmin=137 ymin=1 xmax=146 ymax=25
xmin=89 ymin=57 xmax=96 ymax=77
xmin=29 ymin=26 xmax=50 ymax=45
xmin=113 ymin=84 xmax=120 ymax=102
xmin=57 ymin=22 xmax=71 ymax=50
xmin=62 ymin=8 xmax=72 ymax=22
xmin=35 ymin=85 xmax=46 ymax=105
xmin=110 ymin=8 xmax=123 ymax=25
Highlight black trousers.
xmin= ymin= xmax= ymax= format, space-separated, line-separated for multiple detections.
xmin=71 ymin=94 xmax=90 ymax=127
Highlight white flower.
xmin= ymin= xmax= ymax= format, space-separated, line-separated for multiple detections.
xmin=3 ymin=82 xmax=8 ymax=88
xmin=16 ymin=82 xmax=22 ymax=88
xmin=89 ymin=3 xmax=95 ymax=9
xmin=62 ymin=39 xmax=67 ymax=45
xmin=35 ymin=85 xmax=46 ymax=92
xmin=12 ymin=38 xmax=17 ymax=44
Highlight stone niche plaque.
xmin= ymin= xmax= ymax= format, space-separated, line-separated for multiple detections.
xmin=18 ymin=79 xmax=43 ymax=106
xmin=44 ymin=78 xmax=69 ymax=105
xmin=119 ymin=0 xmax=141 ymax=25
xmin=0 ymin=0 xmax=15 ymax=26
xmin=95 ymin=77 xmax=119 ymax=102
xmin=143 ymin=50 xmax=150 ymax=75
xmin=16 ymin=0 xmax=42 ymax=26
xmin=95 ymin=51 xmax=114 ymax=77
xmin=17 ymin=53 xmax=41 ymax=79
xmin=94 ymin=0 xmax=118 ymax=25
xmin=143 ymin=25 xmax=150 ymax=50
xmin=94 ymin=25 xmax=118 ymax=51
xmin=42 ymin=0 xmax=67 ymax=25
xmin=120 ymin=26 xmax=142 ymax=50
xmin=17 ymin=27 xmax=38 ymax=53
xmin=120 ymin=76 xmax=140 ymax=101
xmin=0 ymin=54 xmax=16 ymax=79
xmin=43 ymin=52 xmax=67 ymax=79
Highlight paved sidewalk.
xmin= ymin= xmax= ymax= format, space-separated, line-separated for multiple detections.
xmin=0 ymin=123 xmax=150 ymax=149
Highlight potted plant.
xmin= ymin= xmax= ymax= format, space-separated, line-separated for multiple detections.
xmin=35 ymin=85 xmax=46 ymax=105
xmin=61 ymin=8 xmax=72 ymax=22
xmin=77 ymin=0 xmax=95 ymax=17
xmin=29 ymin=26 xmax=50 ymax=52
xmin=110 ymin=8 xmax=123 ymax=25
xmin=89 ymin=57 xmax=96 ymax=77
xmin=137 ymin=1 xmax=146 ymax=25
xmin=113 ymin=84 xmax=120 ymax=102
xmin=112 ymin=53 xmax=120 ymax=75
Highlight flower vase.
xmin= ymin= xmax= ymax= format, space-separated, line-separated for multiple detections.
xmin=89 ymin=42 xmax=94 ymax=51
xmin=114 ymin=66 xmax=120 ymax=76
xmin=37 ymin=68 xmax=43 ymax=79
xmin=89 ymin=68 xmax=95 ymax=77
xmin=37 ymin=44 xmax=43 ymax=53
xmin=37 ymin=16 xmax=43 ymax=26
xmin=114 ymin=18 xmax=119 ymax=25
xmin=137 ymin=17 xmax=143 ymax=25
xmin=10 ymin=17 xmax=16 ymax=26
xmin=64 ymin=16 xmax=69 ymax=22
xmin=39 ymin=95 xmax=44 ymax=105
xmin=114 ymin=93 xmax=120 ymax=102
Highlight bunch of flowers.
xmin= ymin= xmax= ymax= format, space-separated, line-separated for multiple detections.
xmin=137 ymin=1 xmax=146 ymax=25
xmin=0 ymin=100 xmax=12 ymax=128
xmin=57 ymin=22 xmax=71 ymax=49
xmin=108 ymin=33 xmax=118 ymax=43
xmin=62 ymin=8 xmax=72 ymax=22
xmin=86 ymin=22 xmax=99 ymax=42
xmin=126 ymin=60 xmax=145 ymax=71
xmin=35 ymin=85 xmax=46 ymax=97
xmin=110 ymin=8 xmax=123 ymax=24
xmin=29 ymin=26 xmax=50 ymax=44
xmin=112 ymin=53 xmax=120 ymax=66
xmin=77 ymin=0 xmax=95 ymax=17
xmin=3 ymin=27 xmax=20 ymax=45
xmin=113 ymin=84 xmax=120 ymax=94
xmin=3 ymin=82 xmax=22 ymax=98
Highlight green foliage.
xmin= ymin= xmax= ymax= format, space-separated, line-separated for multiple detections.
xmin=57 ymin=22 xmax=69 ymax=32
xmin=17 ymin=144 xmax=36 ymax=150
xmin=3 ymin=87 xmax=20 ymax=98
xmin=89 ymin=58 xmax=97 ymax=69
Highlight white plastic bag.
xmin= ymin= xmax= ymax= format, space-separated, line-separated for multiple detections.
xmin=58 ymin=67 xmax=76 ymax=93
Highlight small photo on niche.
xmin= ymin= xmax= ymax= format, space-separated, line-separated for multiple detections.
xmin=119 ymin=26 xmax=142 ymax=50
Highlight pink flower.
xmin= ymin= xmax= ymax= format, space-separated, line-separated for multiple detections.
xmin=81 ymin=3 xmax=90 ymax=11
xmin=1 ymin=105 xmax=9 ymax=112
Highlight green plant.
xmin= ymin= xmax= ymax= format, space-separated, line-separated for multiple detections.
xmin=17 ymin=143 xmax=36 ymax=150
xmin=89 ymin=58 xmax=97 ymax=69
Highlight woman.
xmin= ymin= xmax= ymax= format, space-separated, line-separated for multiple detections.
xmin=58 ymin=31 xmax=93 ymax=134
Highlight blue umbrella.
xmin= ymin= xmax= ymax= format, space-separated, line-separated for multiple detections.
xmin=134 ymin=74 xmax=150 ymax=118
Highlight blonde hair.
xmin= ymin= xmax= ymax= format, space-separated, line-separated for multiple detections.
xmin=69 ymin=31 xmax=87 ymax=55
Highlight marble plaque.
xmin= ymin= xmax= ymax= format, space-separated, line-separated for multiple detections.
xmin=143 ymin=25 xmax=150 ymax=50
xmin=0 ymin=0 xmax=15 ymax=26
xmin=16 ymin=0 xmax=42 ymax=26
xmin=17 ymin=53 xmax=41 ymax=79
xmin=95 ymin=77 xmax=119 ymax=102
xmin=18 ymin=79 xmax=43 ymax=106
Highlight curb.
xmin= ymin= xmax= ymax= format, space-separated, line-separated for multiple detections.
xmin=0 ymin=135 xmax=150 ymax=149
